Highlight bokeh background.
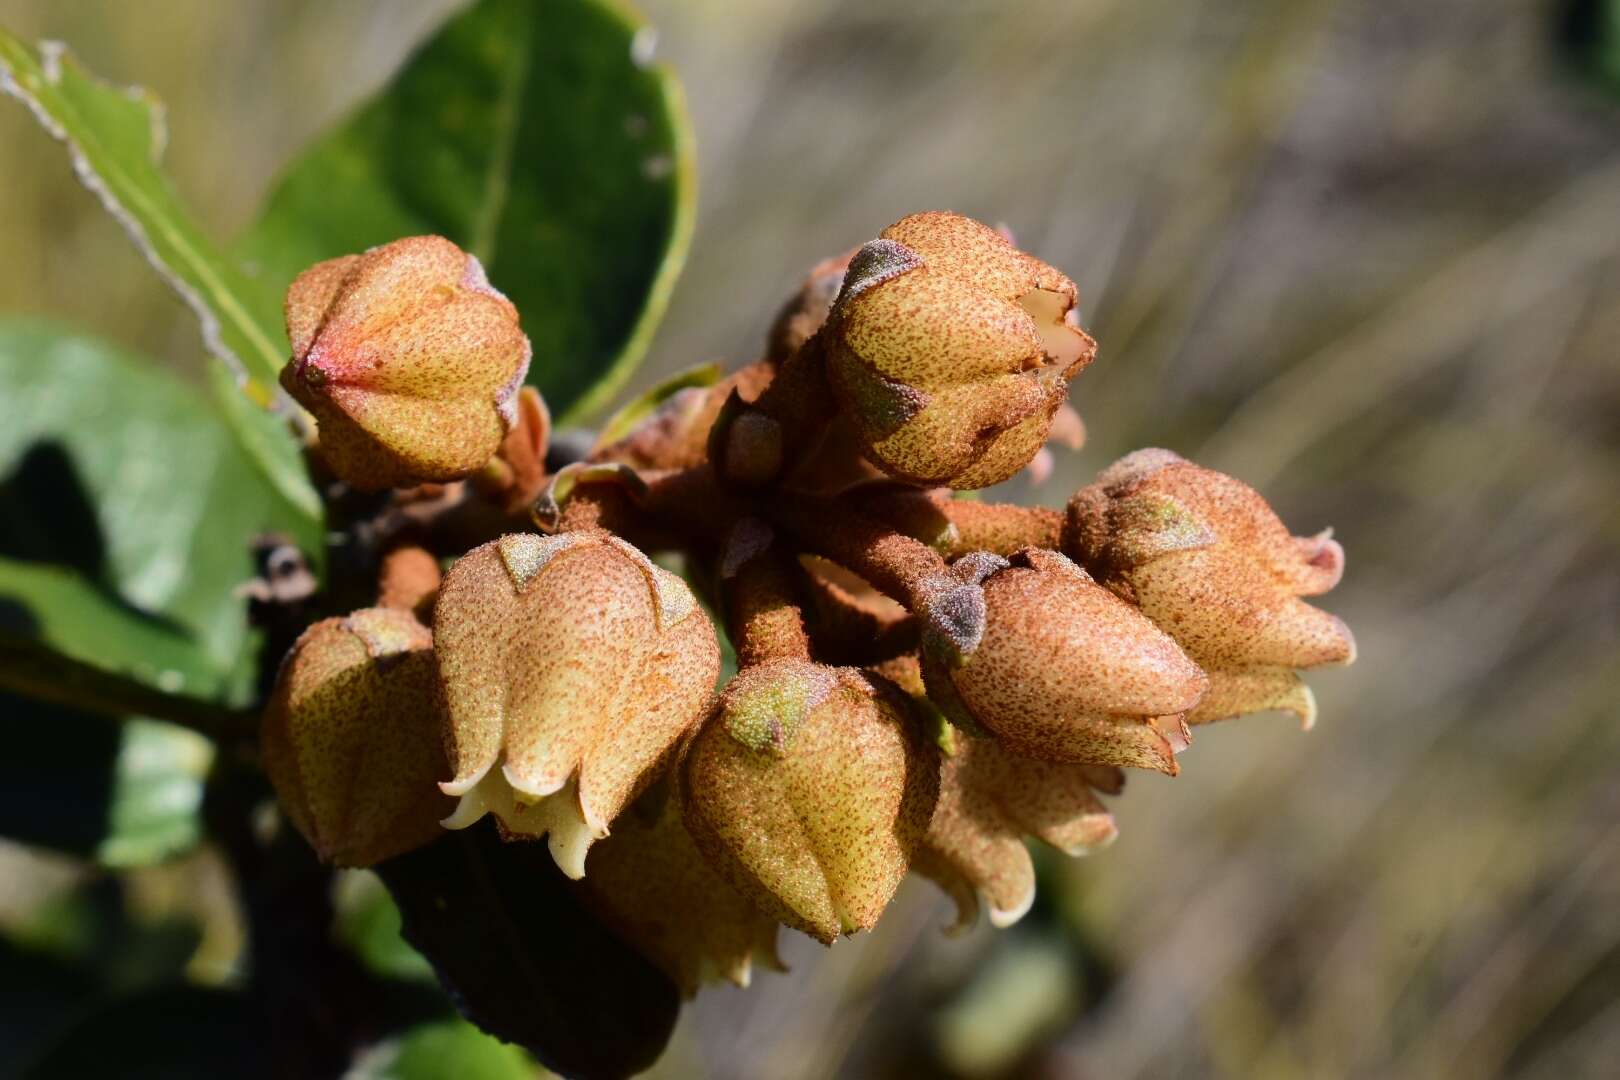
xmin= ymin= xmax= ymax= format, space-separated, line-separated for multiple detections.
xmin=3 ymin=1 xmax=1618 ymax=1077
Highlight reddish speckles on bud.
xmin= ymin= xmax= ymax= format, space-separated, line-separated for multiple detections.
xmin=919 ymin=548 xmax=1207 ymax=773
xmin=280 ymin=235 xmax=533 ymax=491
xmin=433 ymin=531 xmax=719 ymax=878
xmin=1065 ymin=450 xmax=1355 ymax=729
xmin=679 ymin=660 xmax=938 ymax=945
xmin=260 ymin=608 xmax=453 ymax=868
xmin=822 ymin=212 xmax=1097 ymax=490
xmin=581 ymin=791 xmax=784 ymax=998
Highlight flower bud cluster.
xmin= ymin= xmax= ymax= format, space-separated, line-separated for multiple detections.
xmin=261 ymin=217 xmax=1354 ymax=999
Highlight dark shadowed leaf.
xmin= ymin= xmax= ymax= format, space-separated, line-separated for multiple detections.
xmin=239 ymin=0 xmax=695 ymax=424
xmin=21 ymin=986 xmax=266 ymax=1080
xmin=374 ymin=822 xmax=680 ymax=1080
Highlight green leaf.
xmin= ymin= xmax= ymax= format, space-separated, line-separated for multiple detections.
xmin=352 ymin=1019 xmax=536 ymax=1080
xmin=0 ymin=320 xmax=315 ymax=713
xmin=240 ymin=0 xmax=696 ymax=424
xmin=335 ymin=871 xmax=434 ymax=983
xmin=596 ymin=361 xmax=723 ymax=446
xmin=0 ymin=29 xmax=321 ymax=521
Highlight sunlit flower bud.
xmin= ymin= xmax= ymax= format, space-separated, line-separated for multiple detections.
xmin=680 ymin=660 xmax=938 ymax=944
xmin=261 ymin=608 xmax=452 ymax=867
xmin=434 ymin=531 xmax=720 ymax=878
xmin=1064 ymin=449 xmax=1355 ymax=728
xmin=822 ymin=211 xmax=1097 ymax=489
xmin=915 ymin=735 xmax=1121 ymax=932
xmin=581 ymin=791 xmax=784 ymax=998
xmin=918 ymin=549 xmax=1206 ymax=773
xmin=280 ymin=235 xmax=532 ymax=490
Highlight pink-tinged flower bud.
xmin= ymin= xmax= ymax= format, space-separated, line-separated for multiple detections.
xmin=433 ymin=531 xmax=720 ymax=878
xmin=280 ymin=235 xmax=532 ymax=490
xmin=918 ymin=549 xmax=1207 ymax=773
xmin=916 ymin=735 xmax=1121 ymax=931
xmin=261 ymin=608 xmax=453 ymax=868
xmin=679 ymin=660 xmax=939 ymax=944
xmin=822 ymin=211 xmax=1097 ymax=490
xmin=1064 ymin=450 xmax=1355 ymax=728
xmin=581 ymin=792 xmax=784 ymax=998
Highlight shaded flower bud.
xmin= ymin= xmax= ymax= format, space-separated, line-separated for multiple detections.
xmin=918 ymin=548 xmax=1207 ymax=773
xmin=1064 ymin=450 xmax=1355 ymax=728
xmin=915 ymin=735 xmax=1121 ymax=932
xmin=680 ymin=660 xmax=939 ymax=944
xmin=434 ymin=531 xmax=720 ymax=878
xmin=261 ymin=608 xmax=453 ymax=867
xmin=581 ymin=790 xmax=784 ymax=998
xmin=280 ymin=235 xmax=532 ymax=490
xmin=765 ymin=248 xmax=856 ymax=364
xmin=822 ymin=211 xmax=1097 ymax=489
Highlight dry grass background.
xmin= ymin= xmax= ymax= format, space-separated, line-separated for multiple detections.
xmin=2 ymin=1 xmax=1618 ymax=1077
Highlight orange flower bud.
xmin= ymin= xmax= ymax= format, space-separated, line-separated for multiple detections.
xmin=1064 ymin=450 xmax=1355 ymax=728
xmin=679 ymin=660 xmax=938 ymax=944
xmin=581 ymin=792 xmax=784 ymax=998
xmin=918 ymin=549 xmax=1207 ymax=773
xmin=260 ymin=608 xmax=453 ymax=868
xmin=280 ymin=235 xmax=532 ymax=490
xmin=434 ymin=531 xmax=720 ymax=878
xmin=822 ymin=211 xmax=1096 ymax=489
xmin=915 ymin=736 xmax=1121 ymax=931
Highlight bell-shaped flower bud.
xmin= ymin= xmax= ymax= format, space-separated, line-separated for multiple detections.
xmin=434 ymin=531 xmax=720 ymax=878
xmin=280 ymin=235 xmax=532 ymax=490
xmin=915 ymin=735 xmax=1121 ymax=932
xmin=1064 ymin=450 xmax=1355 ymax=728
xmin=679 ymin=660 xmax=939 ymax=944
xmin=822 ymin=211 xmax=1097 ymax=490
xmin=261 ymin=608 xmax=453 ymax=867
xmin=581 ymin=790 xmax=784 ymax=998
xmin=918 ymin=549 xmax=1207 ymax=773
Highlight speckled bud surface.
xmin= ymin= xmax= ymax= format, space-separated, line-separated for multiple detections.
xmin=915 ymin=738 xmax=1121 ymax=931
xmin=433 ymin=531 xmax=720 ymax=878
xmin=261 ymin=607 xmax=453 ymax=868
xmin=582 ymin=792 xmax=784 ymax=998
xmin=1064 ymin=450 xmax=1355 ymax=728
xmin=923 ymin=548 xmax=1207 ymax=773
xmin=822 ymin=211 xmax=1097 ymax=489
xmin=280 ymin=235 xmax=532 ymax=490
xmin=680 ymin=660 xmax=939 ymax=944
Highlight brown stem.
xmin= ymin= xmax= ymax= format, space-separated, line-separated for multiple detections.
xmin=557 ymin=465 xmax=747 ymax=550
xmin=770 ymin=496 xmax=948 ymax=610
xmin=726 ymin=543 xmax=813 ymax=666
xmin=934 ymin=497 xmax=1062 ymax=557
xmin=714 ymin=335 xmax=838 ymax=487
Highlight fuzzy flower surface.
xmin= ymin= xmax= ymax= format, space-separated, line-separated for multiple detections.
xmin=261 ymin=608 xmax=453 ymax=868
xmin=280 ymin=235 xmax=532 ymax=490
xmin=434 ymin=531 xmax=719 ymax=878
xmin=1065 ymin=449 xmax=1355 ymax=728
xmin=822 ymin=211 xmax=1096 ymax=489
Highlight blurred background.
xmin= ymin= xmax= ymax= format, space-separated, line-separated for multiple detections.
xmin=2 ymin=0 xmax=1618 ymax=1077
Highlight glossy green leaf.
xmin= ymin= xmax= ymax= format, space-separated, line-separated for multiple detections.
xmin=239 ymin=0 xmax=696 ymax=424
xmin=0 ymin=29 xmax=321 ymax=521
xmin=0 ymin=320 xmax=314 ymax=713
